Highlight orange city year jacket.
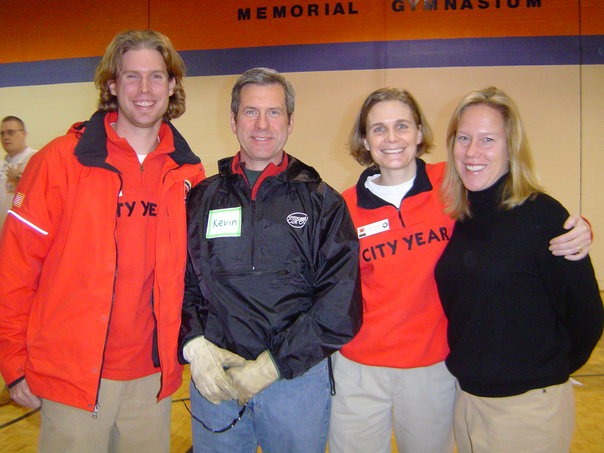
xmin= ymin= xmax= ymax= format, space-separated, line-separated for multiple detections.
xmin=0 ymin=111 xmax=205 ymax=412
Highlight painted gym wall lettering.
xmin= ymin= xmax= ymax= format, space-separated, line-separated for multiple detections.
xmin=238 ymin=2 xmax=359 ymax=20
xmin=391 ymin=0 xmax=541 ymax=11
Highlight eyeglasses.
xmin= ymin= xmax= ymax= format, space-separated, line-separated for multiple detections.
xmin=0 ymin=129 xmax=24 ymax=137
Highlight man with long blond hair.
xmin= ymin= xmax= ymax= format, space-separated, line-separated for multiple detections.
xmin=0 ymin=30 xmax=204 ymax=452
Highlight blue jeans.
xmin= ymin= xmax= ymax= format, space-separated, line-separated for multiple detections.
xmin=190 ymin=359 xmax=331 ymax=453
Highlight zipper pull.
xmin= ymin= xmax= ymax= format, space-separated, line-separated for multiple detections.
xmin=92 ymin=403 xmax=100 ymax=418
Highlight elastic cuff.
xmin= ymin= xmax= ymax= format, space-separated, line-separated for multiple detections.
xmin=8 ymin=375 xmax=25 ymax=388
xmin=265 ymin=350 xmax=281 ymax=380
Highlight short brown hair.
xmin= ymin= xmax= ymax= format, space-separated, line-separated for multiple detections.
xmin=94 ymin=30 xmax=186 ymax=121
xmin=349 ymin=88 xmax=433 ymax=166
xmin=1 ymin=116 xmax=26 ymax=131
xmin=231 ymin=67 xmax=295 ymax=120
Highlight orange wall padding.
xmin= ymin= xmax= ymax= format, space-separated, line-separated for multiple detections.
xmin=0 ymin=0 xmax=149 ymax=63
xmin=1 ymin=0 xmax=603 ymax=64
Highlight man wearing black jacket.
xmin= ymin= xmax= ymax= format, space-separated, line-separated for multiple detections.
xmin=180 ymin=67 xmax=362 ymax=453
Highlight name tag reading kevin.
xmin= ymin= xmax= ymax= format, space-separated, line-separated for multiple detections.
xmin=206 ymin=206 xmax=242 ymax=238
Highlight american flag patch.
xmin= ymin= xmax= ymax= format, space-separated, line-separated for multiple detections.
xmin=13 ymin=192 xmax=25 ymax=207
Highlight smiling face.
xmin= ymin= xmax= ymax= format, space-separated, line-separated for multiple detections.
xmin=108 ymin=48 xmax=175 ymax=137
xmin=363 ymin=100 xmax=423 ymax=184
xmin=230 ymin=83 xmax=294 ymax=171
xmin=453 ymin=104 xmax=510 ymax=192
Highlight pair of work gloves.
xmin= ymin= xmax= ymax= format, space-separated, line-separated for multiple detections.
xmin=183 ymin=336 xmax=279 ymax=405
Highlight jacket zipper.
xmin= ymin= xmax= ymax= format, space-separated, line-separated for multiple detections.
xmin=92 ymin=174 xmax=122 ymax=417
xmin=151 ymin=165 xmax=182 ymax=399
xmin=215 ymin=268 xmax=291 ymax=278
xmin=398 ymin=209 xmax=405 ymax=228
xmin=251 ymin=199 xmax=256 ymax=270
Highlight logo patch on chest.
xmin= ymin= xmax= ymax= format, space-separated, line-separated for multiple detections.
xmin=287 ymin=212 xmax=308 ymax=229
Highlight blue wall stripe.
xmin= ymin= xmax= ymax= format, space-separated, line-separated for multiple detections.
xmin=0 ymin=57 xmax=100 ymax=88
xmin=1 ymin=35 xmax=602 ymax=88
xmin=582 ymin=34 xmax=604 ymax=64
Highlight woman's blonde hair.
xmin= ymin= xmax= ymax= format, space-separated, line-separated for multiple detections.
xmin=94 ymin=30 xmax=186 ymax=121
xmin=349 ymin=88 xmax=433 ymax=166
xmin=442 ymin=86 xmax=543 ymax=220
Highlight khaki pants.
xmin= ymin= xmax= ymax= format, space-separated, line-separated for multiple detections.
xmin=39 ymin=373 xmax=171 ymax=453
xmin=329 ymin=353 xmax=456 ymax=453
xmin=454 ymin=380 xmax=574 ymax=453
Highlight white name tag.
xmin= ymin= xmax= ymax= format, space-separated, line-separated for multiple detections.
xmin=357 ymin=219 xmax=390 ymax=238
xmin=206 ymin=207 xmax=242 ymax=238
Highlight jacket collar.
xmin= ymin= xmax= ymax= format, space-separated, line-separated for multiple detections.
xmin=74 ymin=111 xmax=200 ymax=169
xmin=356 ymin=158 xmax=434 ymax=209
xmin=218 ymin=152 xmax=321 ymax=184
xmin=229 ymin=151 xmax=289 ymax=179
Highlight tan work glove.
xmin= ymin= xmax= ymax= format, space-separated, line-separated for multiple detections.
xmin=226 ymin=350 xmax=280 ymax=405
xmin=183 ymin=336 xmax=246 ymax=405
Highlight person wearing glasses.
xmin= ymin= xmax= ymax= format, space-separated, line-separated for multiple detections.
xmin=0 ymin=118 xmax=36 ymax=407
xmin=180 ymin=67 xmax=362 ymax=453
xmin=0 ymin=31 xmax=205 ymax=452
xmin=0 ymin=116 xmax=36 ymax=230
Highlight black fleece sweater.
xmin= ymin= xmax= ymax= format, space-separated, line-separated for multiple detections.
xmin=435 ymin=176 xmax=603 ymax=397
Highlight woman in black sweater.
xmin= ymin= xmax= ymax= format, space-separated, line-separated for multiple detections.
xmin=435 ymin=87 xmax=603 ymax=453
